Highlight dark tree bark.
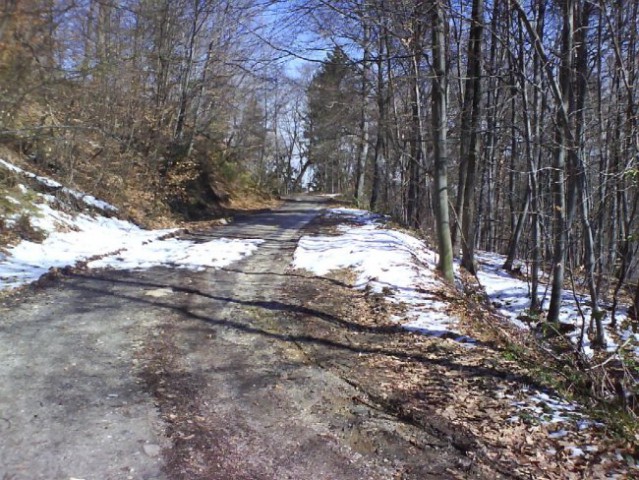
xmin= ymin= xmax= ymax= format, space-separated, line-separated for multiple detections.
xmin=459 ymin=0 xmax=484 ymax=274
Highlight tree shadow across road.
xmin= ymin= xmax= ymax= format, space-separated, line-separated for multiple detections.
xmin=66 ymin=270 xmax=547 ymax=394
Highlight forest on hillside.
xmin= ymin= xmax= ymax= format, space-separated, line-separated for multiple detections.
xmin=1 ymin=0 xmax=639 ymax=349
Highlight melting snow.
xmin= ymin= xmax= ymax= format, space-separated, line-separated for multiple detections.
xmin=89 ymin=237 xmax=263 ymax=271
xmin=508 ymin=389 xmax=589 ymax=425
xmin=503 ymin=385 xmax=605 ymax=455
xmin=476 ymin=252 xmax=629 ymax=357
xmin=0 ymin=158 xmax=118 ymax=212
xmin=0 ymin=159 xmax=263 ymax=290
xmin=293 ymin=208 xmax=473 ymax=343
xmin=295 ymin=207 xmax=618 ymax=451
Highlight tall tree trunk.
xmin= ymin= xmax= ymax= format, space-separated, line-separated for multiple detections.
xmin=503 ymin=8 xmax=540 ymax=275
xmin=431 ymin=0 xmax=455 ymax=283
xmin=530 ymin=0 xmax=546 ymax=312
xmin=547 ymin=0 xmax=575 ymax=323
xmin=571 ymin=3 xmax=604 ymax=346
xmin=175 ymin=3 xmax=201 ymax=143
xmin=460 ymin=0 xmax=483 ymax=274
xmin=370 ymin=15 xmax=387 ymax=210
xmin=355 ymin=18 xmax=370 ymax=206
xmin=406 ymin=7 xmax=425 ymax=229
xmin=503 ymin=16 xmax=526 ymax=271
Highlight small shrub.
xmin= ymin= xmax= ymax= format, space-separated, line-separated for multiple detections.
xmin=14 ymin=213 xmax=46 ymax=242
xmin=0 ymin=216 xmax=9 ymax=247
xmin=0 ymin=169 xmax=18 ymax=189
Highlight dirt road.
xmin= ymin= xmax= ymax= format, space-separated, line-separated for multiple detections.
xmin=0 ymin=198 xmax=503 ymax=479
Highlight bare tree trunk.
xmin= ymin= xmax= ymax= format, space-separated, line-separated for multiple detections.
xmin=531 ymin=0 xmax=548 ymax=308
xmin=355 ymin=18 xmax=370 ymax=206
xmin=547 ymin=0 xmax=575 ymax=323
xmin=370 ymin=14 xmax=387 ymax=210
xmin=503 ymin=15 xmax=526 ymax=271
xmin=525 ymin=4 xmax=544 ymax=312
xmin=460 ymin=0 xmax=483 ymax=274
xmin=431 ymin=0 xmax=455 ymax=283
xmin=504 ymin=8 xmax=541 ymax=277
xmin=571 ymin=3 xmax=604 ymax=346
xmin=473 ymin=0 xmax=501 ymax=253
xmin=175 ymin=1 xmax=202 ymax=143
xmin=406 ymin=6 xmax=425 ymax=229
xmin=503 ymin=187 xmax=530 ymax=271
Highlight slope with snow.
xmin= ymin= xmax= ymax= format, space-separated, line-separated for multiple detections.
xmin=293 ymin=207 xmax=639 ymax=359
xmin=293 ymin=208 xmax=472 ymax=342
xmin=0 ymin=159 xmax=263 ymax=290
xmin=0 ymin=159 xmax=118 ymax=212
xmin=292 ymin=207 xmax=629 ymax=461
xmin=476 ymin=252 xmax=637 ymax=357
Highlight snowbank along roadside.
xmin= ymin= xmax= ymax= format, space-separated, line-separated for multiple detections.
xmin=0 ymin=159 xmax=263 ymax=290
xmin=293 ymin=208 xmax=472 ymax=343
xmin=292 ymin=207 xmax=629 ymax=464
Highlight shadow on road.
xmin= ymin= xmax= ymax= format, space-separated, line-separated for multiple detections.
xmin=67 ymin=271 xmax=547 ymax=393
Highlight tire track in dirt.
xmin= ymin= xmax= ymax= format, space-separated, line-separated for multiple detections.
xmin=0 ymin=196 xmax=507 ymax=479
xmin=141 ymin=197 xmax=506 ymax=479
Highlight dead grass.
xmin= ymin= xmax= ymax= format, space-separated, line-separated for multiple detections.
xmin=227 ymin=190 xmax=281 ymax=212
xmin=0 ymin=144 xmax=287 ymax=238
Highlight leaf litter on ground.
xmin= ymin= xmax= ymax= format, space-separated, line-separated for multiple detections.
xmin=292 ymin=207 xmax=637 ymax=479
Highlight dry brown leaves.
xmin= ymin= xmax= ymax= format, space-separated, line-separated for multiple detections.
xmin=286 ymin=214 xmax=636 ymax=479
xmin=315 ymin=277 xmax=634 ymax=477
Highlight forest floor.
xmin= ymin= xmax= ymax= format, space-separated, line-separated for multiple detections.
xmin=0 ymin=163 xmax=637 ymax=478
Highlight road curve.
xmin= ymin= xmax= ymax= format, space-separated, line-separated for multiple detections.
xmin=0 ymin=197 xmax=325 ymax=480
xmin=0 ymin=197 xmax=488 ymax=479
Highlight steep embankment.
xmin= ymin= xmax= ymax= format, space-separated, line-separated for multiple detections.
xmin=0 ymin=157 xmax=263 ymax=292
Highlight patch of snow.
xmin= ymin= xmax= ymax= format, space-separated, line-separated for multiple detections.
xmin=144 ymin=288 xmax=174 ymax=298
xmin=569 ymin=446 xmax=586 ymax=457
xmin=475 ymin=252 xmax=532 ymax=329
xmin=0 ymin=158 xmax=263 ymax=290
xmin=619 ymin=329 xmax=639 ymax=357
xmin=89 ymin=237 xmax=263 ymax=271
xmin=78 ymin=194 xmax=116 ymax=212
xmin=511 ymin=391 xmax=581 ymax=424
xmin=505 ymin=386 xmax=601 ymax=431
xmin=0 ymin=158 xmax=22 ymax=175
xmin=476 ymin=251 xmax=627 ymax=356
xmin=502 ymin=385 xmax=605 ymax=450
xmin=0 ymin=214 xmax=163 ymax=289
xmin=324 ymin=207 xmax=384 ymax=225
xmin=0 ymin=158 xmax=117 ymax=212
xmin=293 ymin=209 xmax=471 ymax=343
